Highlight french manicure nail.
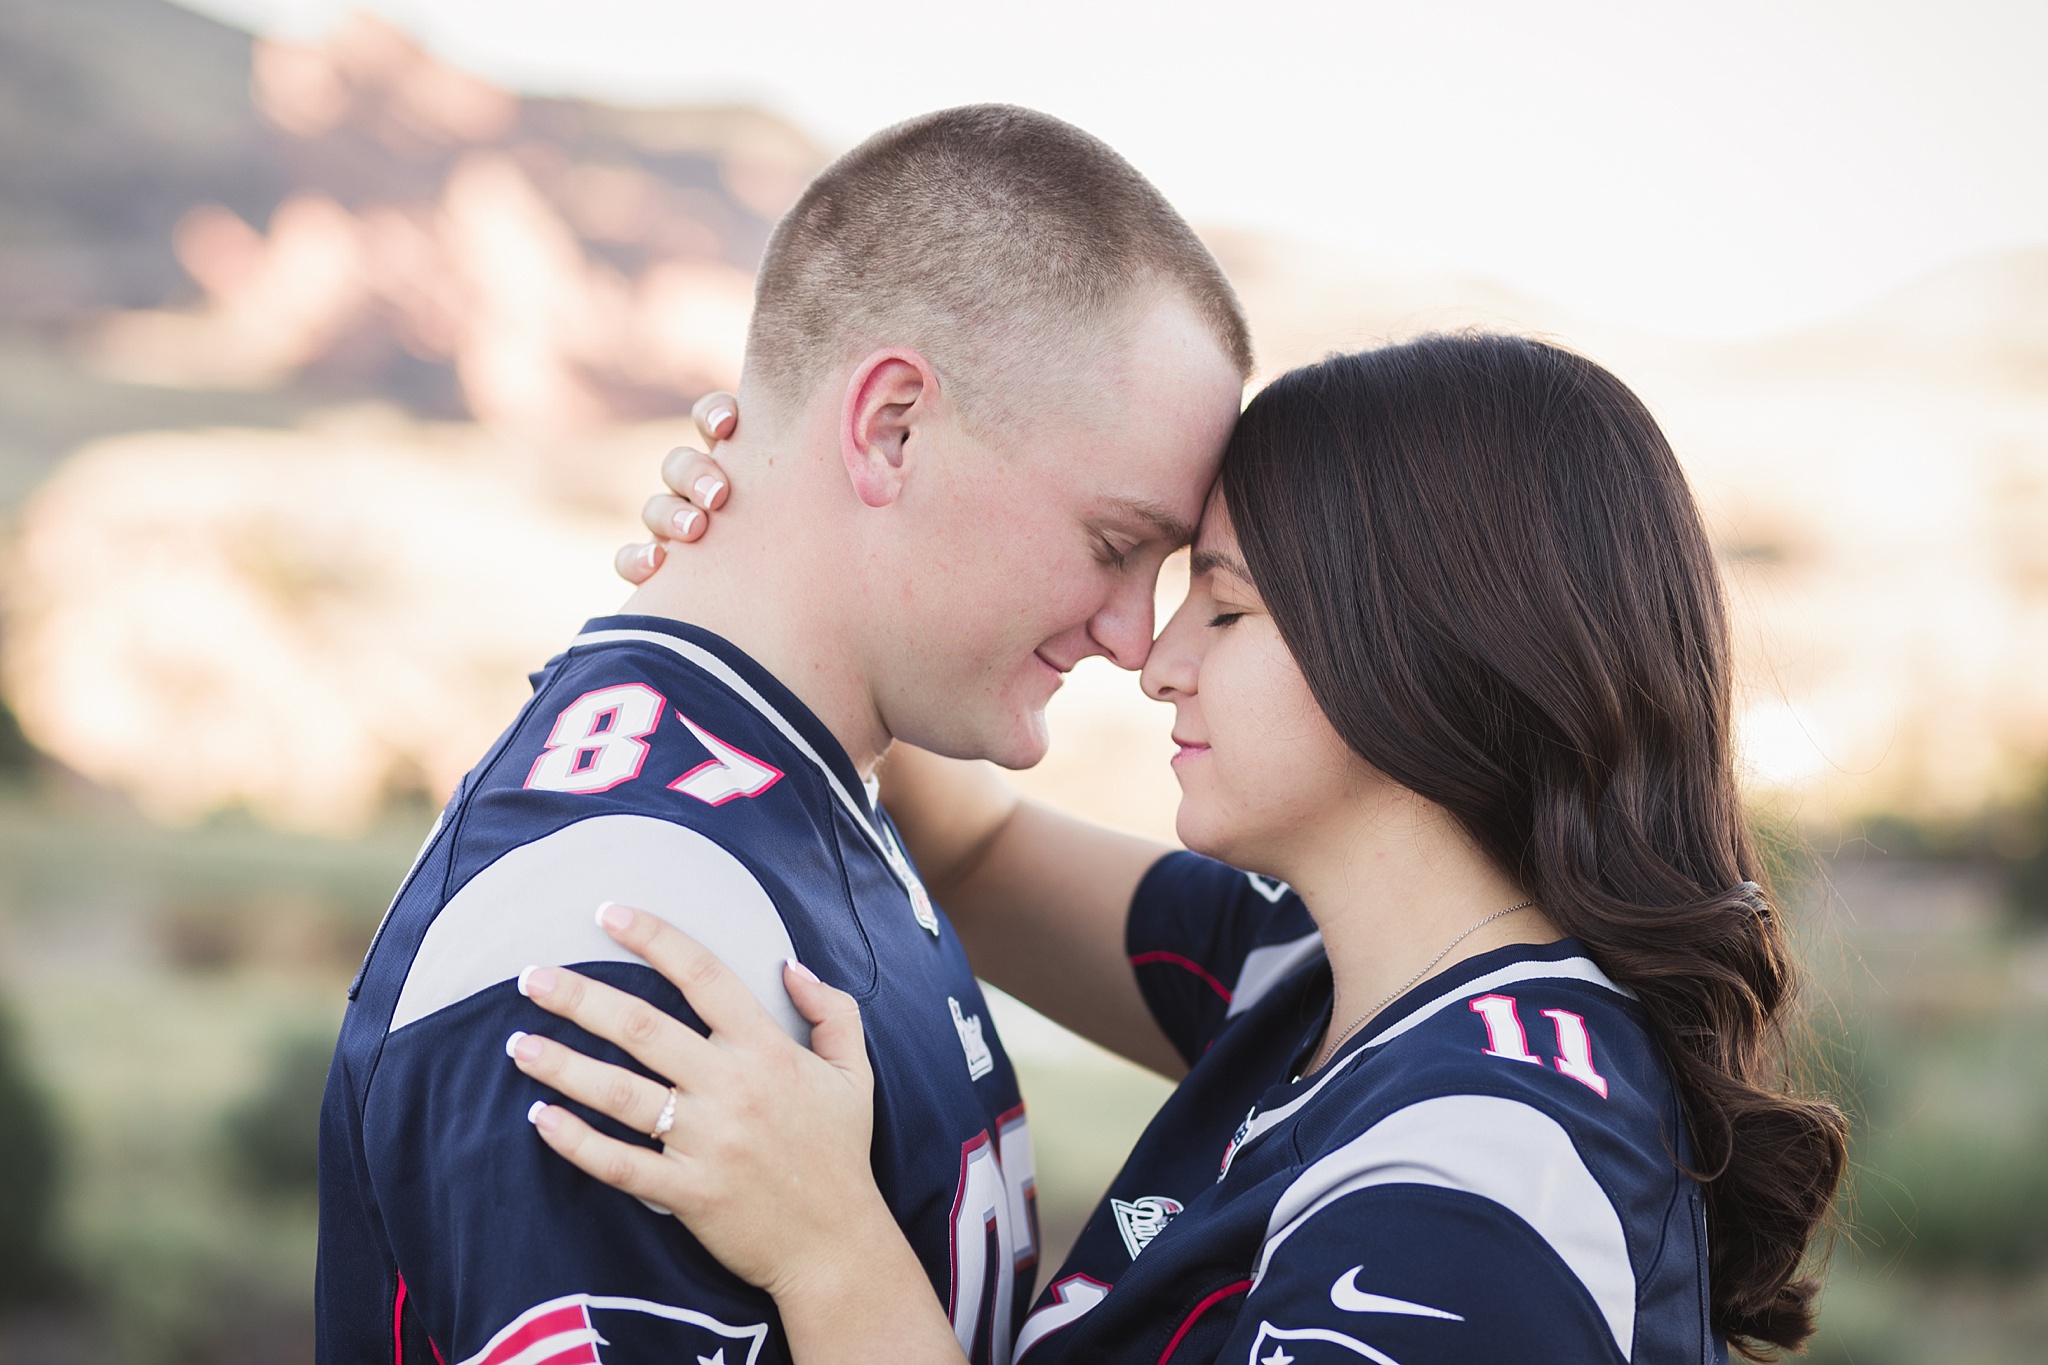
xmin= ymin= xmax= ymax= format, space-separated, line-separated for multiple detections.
xmin=705 ymin=407 xmax=735 ymax=437
xmin=527 ymin=1101 xmax=561 ymax=1132
xmin=504 ymin=1030 xmax=528 ymax=1059
xmin=597 ymin=901 xmax=633 ymax=932
xmin=672 ymin=506 xmax=702 ymax=537
xmin=639 ymin=542 xmax=662 ymax=572
xmin=786 ymin=957 xmax=820 ymax=984
xmin=694 ymin=475 xmax=725 ymax=507
xmin=517 ymin=965 xmax=556 ymax=999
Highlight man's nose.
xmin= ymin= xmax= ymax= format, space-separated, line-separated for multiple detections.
xmin=1087 ymin=576 xmax=1158 ymax=672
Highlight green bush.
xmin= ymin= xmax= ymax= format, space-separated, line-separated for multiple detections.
xmin=0 ymin=697 xmax=37 ymax=777
xmin=0 ymin=1002 xmax=64 ymax=1304
xmin=1842 ymin=1014 xmax=2048 ymax=1280
xmin=1846 ymin=768 xmax=2048 ymax=926
xmin=2001 ymin=780 xmax=2048 ymax=923
xmin=221 ymin=1031 xmax=333 ymax=1197
xmin=1856 ymin=1122 xmax=2048 ymax=1276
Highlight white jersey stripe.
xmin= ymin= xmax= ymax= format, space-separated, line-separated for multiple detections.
xmin=1360 ymin=955 xmax=1634 ymax=1050
xmin=388 ymin=814 xmax=804 ymax=1039
xmin=570 ymin=628 xmax=937 ymax=934
xmin=1226 ymin=931 xmax=1324 ymax=1019
xmin=1253 ymin=1094 xmax=1636 ymax=1359
xmin=1222 ymin=957 xmax=1632 ymax=1170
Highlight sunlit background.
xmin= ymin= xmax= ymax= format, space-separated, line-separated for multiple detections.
xmin=1 ymin=1 xmax=2045 ymax=1360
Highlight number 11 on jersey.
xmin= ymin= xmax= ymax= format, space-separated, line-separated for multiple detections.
xmin=1471 ymin=994 xmax=1610 ymax=1098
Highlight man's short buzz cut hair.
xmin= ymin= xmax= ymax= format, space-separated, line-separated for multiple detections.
xmin=744 ymin=104 xmax=1253 ymax=424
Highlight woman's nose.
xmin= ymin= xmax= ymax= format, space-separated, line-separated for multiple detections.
xmin=1141 ymin=601 xmax=1201 ymax=702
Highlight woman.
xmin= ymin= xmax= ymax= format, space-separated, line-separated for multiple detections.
xmin=505 ymin=334 xmax=1846 ymax=1363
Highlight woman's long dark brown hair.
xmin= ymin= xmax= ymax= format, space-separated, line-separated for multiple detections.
xmin=1222 ymin=334 xmax=1847 ymax=1357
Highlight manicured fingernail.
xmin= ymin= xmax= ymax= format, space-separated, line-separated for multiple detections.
xmin=597 ymin=901 xmax=633 ymax=932
xmin=671 ymin=506 xmax=702 ymax=537
xmin=786 ymin=957 xmax=820 ymax=984
xmin=506 ymin=1031 xmax=542 ymax=1063
xmin=517 ymin=965 xmax=557 ymax=999
xmin=705 ymin=406 xmax=735 ymax=437
xmin=527 ymin=1101 xmax=562 ymax=1132
xmin=638 ymin=542 xmax=662 ymax=572
xmin=505 ymin=1030 xmax=526 ymax=1059
xmin=694 ymin=475 xmax=725 ymax=507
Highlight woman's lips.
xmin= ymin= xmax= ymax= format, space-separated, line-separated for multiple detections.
xmin=1170 ymin=738 xmax=1210 ymax=765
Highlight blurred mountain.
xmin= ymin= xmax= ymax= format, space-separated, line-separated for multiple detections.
xmin=0 ymin=0 xmax=277 ymax=316
xmin=0 ymin=0 xmax=819 ymax=505
xmin=1732 ymin=246 xmax=2048 ymax=394
xmin=1 ymin=0 xmax=2044 ymax=834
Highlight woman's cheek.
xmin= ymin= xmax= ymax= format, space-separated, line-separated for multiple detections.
xmin=1180 ymin=653 xmax=1285 ymax=857
xmin=1227 ymin=646 xmax=1348 ymax=835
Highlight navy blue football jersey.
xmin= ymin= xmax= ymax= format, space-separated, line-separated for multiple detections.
xmin=318 ymin=616 xmax=1039 ymax=1365
xmin=1015 ymin=851 xmax=1722 ymax=1365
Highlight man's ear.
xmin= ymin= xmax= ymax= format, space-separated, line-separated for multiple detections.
xmin=840 ymin=349 xmax=939 ymax=509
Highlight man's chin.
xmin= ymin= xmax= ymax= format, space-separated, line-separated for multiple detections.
xmin=905 ymin=708 xmax=1050 ymax=771
xmin=976 ymin=706 xmax=1051 ymax=772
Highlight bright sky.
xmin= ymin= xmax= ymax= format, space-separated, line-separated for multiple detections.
xmin=181 ymin=0 xmax=2048 ymax=340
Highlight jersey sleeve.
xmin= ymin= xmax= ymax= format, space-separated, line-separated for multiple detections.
xmin=349 ymin=657 xmax=817 ymax=1365
xmin=1126 ymin=851 xmax=1320 ymax=1066
xmin=1218 ymin=1093 xmax=1637 ymax=1365
xmin=360 ymin=821 xmax=800 ymax=1364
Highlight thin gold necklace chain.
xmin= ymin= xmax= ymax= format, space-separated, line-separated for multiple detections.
xmin=1303 ymin=898 xmax=1538 ymax=1077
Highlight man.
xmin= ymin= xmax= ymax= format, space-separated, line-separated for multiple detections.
xmin=317 ymin=104 xmax=1248 ymax=1365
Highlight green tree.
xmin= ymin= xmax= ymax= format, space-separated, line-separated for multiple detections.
xmin=0 ymin=696 xmax=37 ymax=776
xmin=221 ymin=1030 xmax=331 ymax=1197
xmin=0 ymin=1002 xmax=63 ymax=1304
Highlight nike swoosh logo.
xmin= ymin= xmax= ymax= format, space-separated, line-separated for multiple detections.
xmin=1329 ymin=1268 xmax=1464 ymax=1320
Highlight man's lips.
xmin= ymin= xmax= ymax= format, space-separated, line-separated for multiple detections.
xmin=1033 ymin=650 xmax=1073 ymax=682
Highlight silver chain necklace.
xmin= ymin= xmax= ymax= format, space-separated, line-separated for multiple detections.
xmin=1302 ymin=898 xmax=1537 ymax=1077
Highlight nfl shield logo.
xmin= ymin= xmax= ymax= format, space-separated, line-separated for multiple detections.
xmin=1110 ymin=1195 xmax=1184 ymax=1259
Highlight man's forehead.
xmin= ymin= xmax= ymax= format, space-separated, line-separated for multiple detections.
xmin=1097 ymin=495 xmax=1198 ymax=547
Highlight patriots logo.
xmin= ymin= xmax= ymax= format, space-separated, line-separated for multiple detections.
xmin=1246 ymin=1320 xmax=1400 ymax=1365
xmin=467 ymin=1299 xmax=606 ymax=1365
xmin=1110 ymin=1195 xmax=1184 ymax=1259
xmin=458 ymin=1295 xmax=769 ymax=1365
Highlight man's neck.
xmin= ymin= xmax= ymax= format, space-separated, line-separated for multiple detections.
xmin=617 ymin=449 xmax=892 ymax=778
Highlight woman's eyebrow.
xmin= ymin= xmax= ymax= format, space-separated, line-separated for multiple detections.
xmin=1189 ymin=548 xmax=1252 ymax=583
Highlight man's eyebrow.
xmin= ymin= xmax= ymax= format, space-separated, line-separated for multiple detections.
xmin=1102 ymin=497 xmax=1197 ymax=548
xmin=1189 ymin=548 xmax=1253 ymax=583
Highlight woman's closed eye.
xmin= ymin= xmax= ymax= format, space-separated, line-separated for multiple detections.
xmin=1206 ymin=611 xmax=1245 ymax=629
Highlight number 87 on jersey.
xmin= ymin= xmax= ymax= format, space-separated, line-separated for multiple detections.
xmin=524 ymin=684 xmax=784 ymax=807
